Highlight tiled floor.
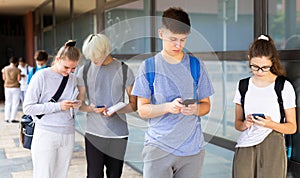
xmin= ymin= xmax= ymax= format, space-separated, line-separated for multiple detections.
xmin=0 ymin=106 xmax=142 ymax=178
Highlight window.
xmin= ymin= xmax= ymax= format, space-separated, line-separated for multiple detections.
xmin=55 ymin=0 xmax=70 ymax=24
xmin=40 ymin=2 xmax=53 ymax=28
xmin=104 ymin=0 xmax=149 ymax=54
xmin=269 ymin=0 xmax=300 ymax=50
xmin=74 ymin=0 xmax=95 ymax=16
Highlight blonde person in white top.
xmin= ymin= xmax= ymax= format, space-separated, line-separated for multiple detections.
xmin=77 ymin=34 xmax=137 ymax=178
xmin=232 ymin=34 xmax=297 ymax=178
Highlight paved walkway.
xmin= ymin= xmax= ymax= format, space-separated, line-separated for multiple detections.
xmin=0 ymin=105 xmax=142 ymax=178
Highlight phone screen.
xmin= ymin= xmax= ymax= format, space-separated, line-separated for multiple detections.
xmin=96 ymin=105 xmax=105 ymax=108
xmin=252 ymin=113 xmax=265 ymax=120
xmin=181 ymin=99 xmax=197 ymax=106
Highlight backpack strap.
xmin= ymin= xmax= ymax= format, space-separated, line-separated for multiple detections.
xmin=36 ymin=75 xmax=69 ymax=119
xmin=82 ymin=60 xmax=128 ymax=101
xmin=49 ymin=75 xmax=69 ymax=103
xmin=83 ymin=60 xmax=92 ymax=101
xmin=145 ymin=55 xmax=201 ymax=100
xmin=274 ymin=76 xmax=286 ymax=123
xmin=275 ymin=76 xmax=292 ymax=160
xmin=121 ymin=61 xmax=128 ymax=100
xmin=26 ymin=65 xmax=29 ymax=74
xmin=145 ymin=57 xmax=155 ymax=96
xmin=238 ymin=77 xmax=250 ymax=120
xmin=189 ymin=55 xmax=200 ymax=100
xmin=32 ymin=67 xmax=36 ymax=75
xmin=238 ymin=76 xmax=287 ymax=122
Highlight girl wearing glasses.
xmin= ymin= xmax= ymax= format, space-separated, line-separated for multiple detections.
xmin=232 ymin=34 xmax=297 ymax=178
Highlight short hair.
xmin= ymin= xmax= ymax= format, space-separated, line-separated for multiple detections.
xmin=9 ymin=57 xmax=18 ymax=64
xmin=82 ymin=34 xmax=111 ymax=60
xmin=57 ymin=40 xmax=81 ymax=61
xmin=34 ymin=50 xmax=48 ymax=61
xmin=18 ymin=57 xmax=26 ymax=63
xmin=162 ymin=7 xmax=191 ymax=34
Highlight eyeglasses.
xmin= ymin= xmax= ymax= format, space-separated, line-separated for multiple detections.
xmin=250 ymin=65 xmax=272 ymax=72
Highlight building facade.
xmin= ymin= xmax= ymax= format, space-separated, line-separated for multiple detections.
xmin=0 ymin=0 xmax=300 ymax=176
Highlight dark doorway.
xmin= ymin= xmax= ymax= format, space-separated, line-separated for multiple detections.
xmin=0 ymin=16 xmax=25 ymax=101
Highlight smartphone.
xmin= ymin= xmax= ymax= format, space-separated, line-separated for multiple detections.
xmin=96 ymin=105 xmax=105 ymax=108
xmin=72 ymin=100 xmax=80 ymax=105
xmin=252 ymin=113 xmax=265 ymax=120
xmin=180 ymin=99 xmax=197 ymax=107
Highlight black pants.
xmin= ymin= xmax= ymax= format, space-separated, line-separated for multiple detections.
xmin=85 ymin=133 xmax=128 ymax=178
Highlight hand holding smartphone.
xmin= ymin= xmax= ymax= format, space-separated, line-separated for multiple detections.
xmin=96 ymin=105 xmax=105 ymax=108
xmin=73 ymin=100 xmax=81 ymax=104
xmin=72 ymin=100 xmax=81 ymax=108
xmin=180 ymin=99 xmax=197 ymax=107
xmin=94 ymin=105 xmax=106 ymax=114
xmin=252 ymin=113 xmax=265 ymax=120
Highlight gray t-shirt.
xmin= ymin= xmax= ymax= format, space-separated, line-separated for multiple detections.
xmin=23 ymin=68 xmax=79 ymax=134
xmin=131 ymin=52 xmax=214 ymax=156
xmin=77 ymin=59 xmax=135 ymax=138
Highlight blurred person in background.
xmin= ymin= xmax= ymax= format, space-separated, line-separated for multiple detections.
xmin=27 ymin=50 xmax=48 ymax=84
xmin=18 ymin=57 xmax=32 ymax=103
xmin=2 ymin=57 xmax=21 ymax=123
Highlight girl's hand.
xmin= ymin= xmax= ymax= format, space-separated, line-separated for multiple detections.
xmin=72 ymin=100 xmax=82 ymax=109
xmin=243 ymin=114 xmax=255 ymax=129
xmin=89 ymin=104 xmax=106 ymax=114
xmin=60 ymin=100 xmax=74 ymax=110
xmin=252 ymin=115 xmax=271 ymax=127
xmin=103 ymin=110 xmax=113 ymax=117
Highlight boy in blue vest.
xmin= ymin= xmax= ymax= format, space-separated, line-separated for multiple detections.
xmin=131 ymin=7 xmax=214 ymax=178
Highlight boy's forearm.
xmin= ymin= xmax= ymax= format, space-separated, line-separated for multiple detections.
xmin=138 ymin=103 xmax=170 ymax=119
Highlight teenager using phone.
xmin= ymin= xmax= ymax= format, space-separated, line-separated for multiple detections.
xmin=232 ymin=35 xmax=297 ymax=178
xmin=77 ymin=34 xmax=137 ymax=178
xmin=23 ymin=40 xmax=81 ymax=178
xmin=132 ymin=7 xmax=214 ymax=178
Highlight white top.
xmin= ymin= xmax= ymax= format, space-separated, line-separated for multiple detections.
xmin=23 ymin=68 xmax=79 ymax=134
xmin=77 ymin=60 xmax=135 ymax=138
xmin=18 ymin=64 xmax=32 ymax=91
xmin=233 ymin=77 xmax=296 ymax=147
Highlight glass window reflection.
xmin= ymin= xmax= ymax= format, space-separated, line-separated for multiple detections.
xmin=269 ymin=0 xmax=300 ymax=49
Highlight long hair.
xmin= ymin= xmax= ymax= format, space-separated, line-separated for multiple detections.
xmin=248 ymin=34 xmax=285 ymax=76
xmin=57 ymin=40 xmax=81 ymax=61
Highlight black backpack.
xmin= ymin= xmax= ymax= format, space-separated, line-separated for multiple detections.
xmin=238 ymin=76 xmax=292 ymax=159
